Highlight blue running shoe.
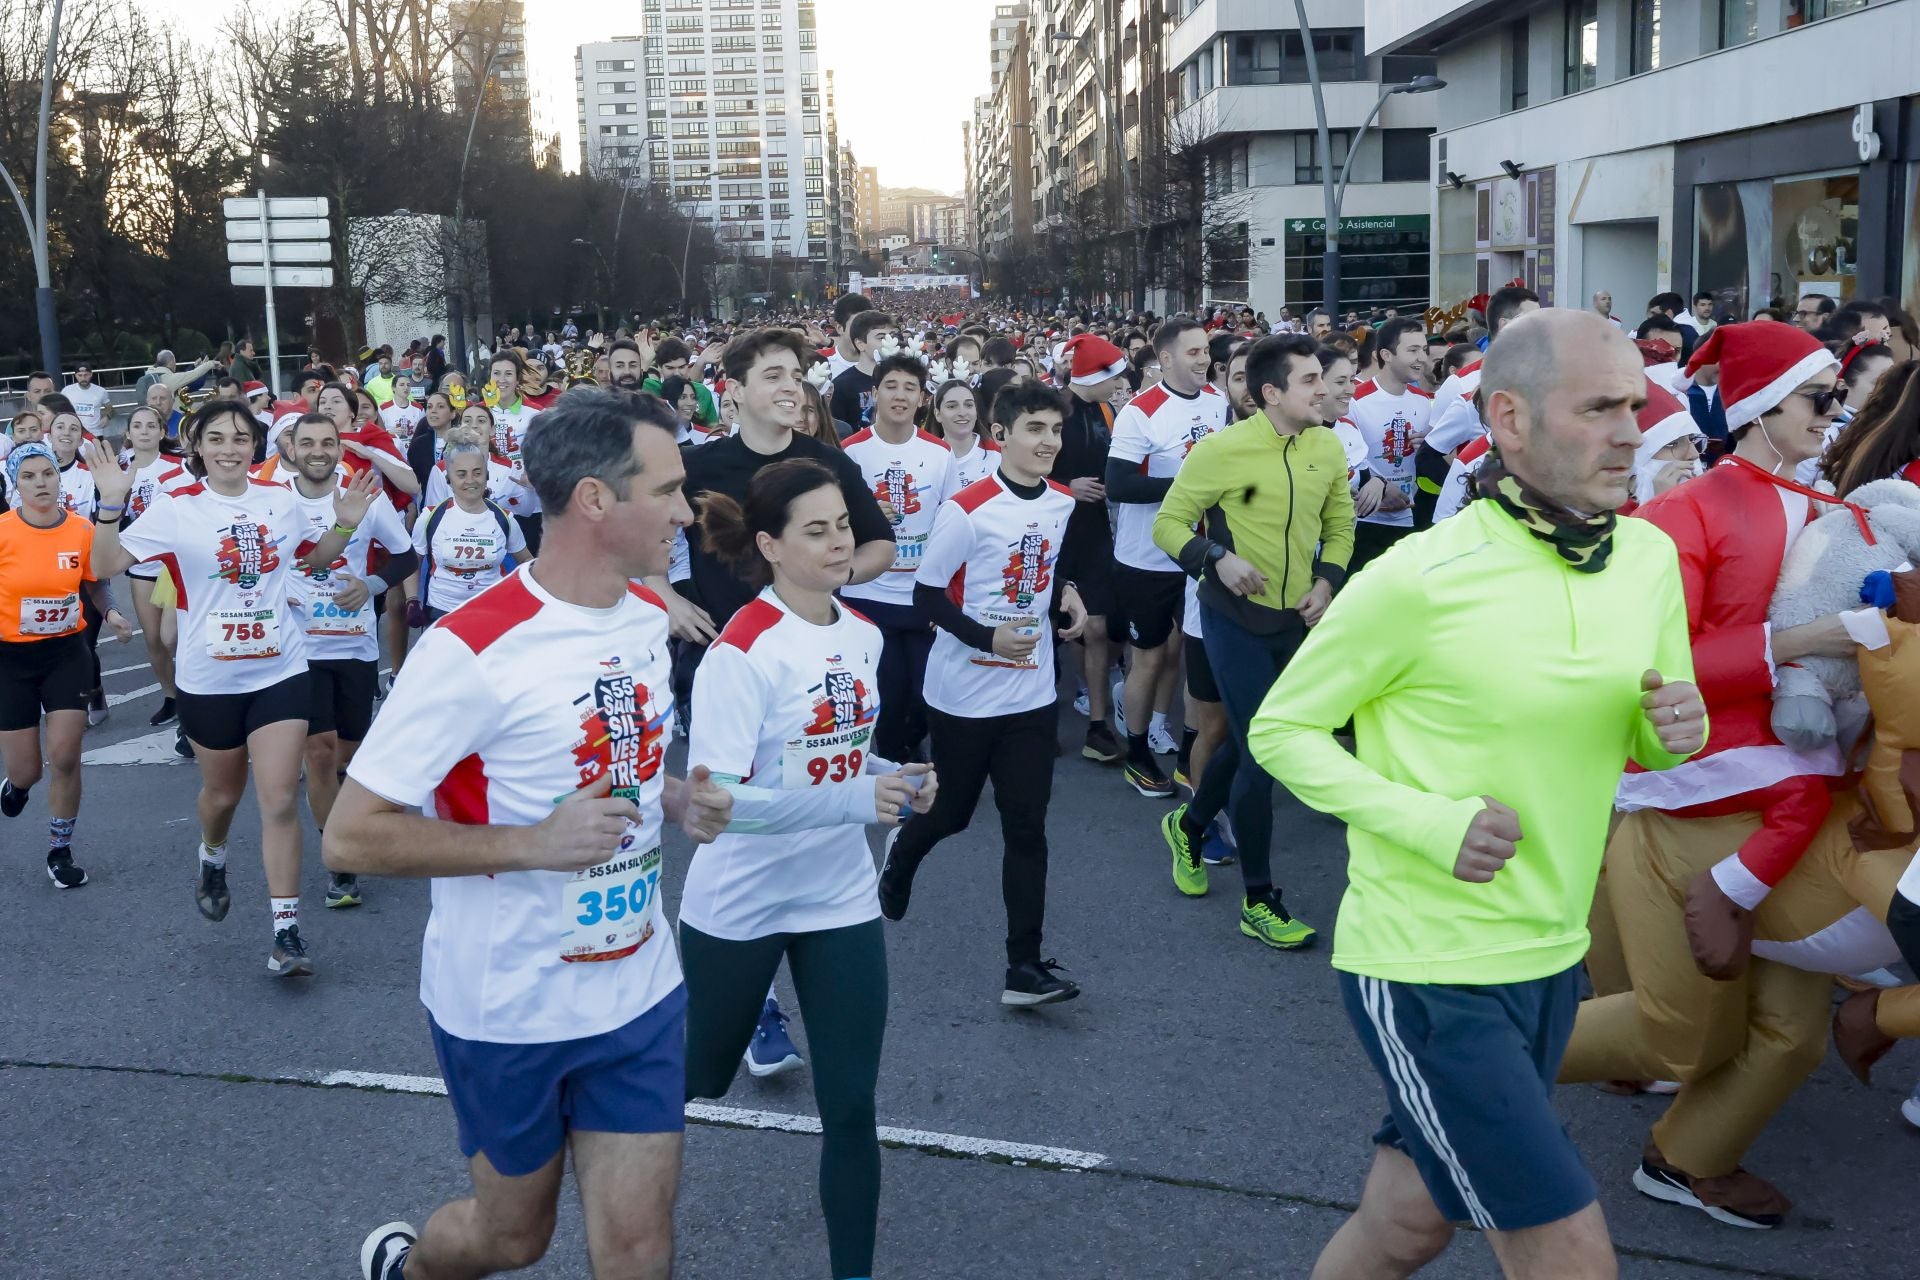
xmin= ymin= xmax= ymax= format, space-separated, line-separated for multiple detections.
xmin=1200 ymin=820 xmax=1236 ymax=866
xmin=744 ymin=996 xmax=803 ymax=1078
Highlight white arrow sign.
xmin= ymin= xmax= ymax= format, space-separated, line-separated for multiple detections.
xmin=226 ymin=218 xmax=332 ymax=243
xmin=229 ymin=265 xmax=334 ymax=288
xmin=226 ymin=241 xmax=332 ymax=265
xmin=222 ymin=196 xmax=330 ymax=220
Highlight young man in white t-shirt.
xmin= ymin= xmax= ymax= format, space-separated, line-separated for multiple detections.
xmin=1343 ymin=316 xmax=1432 ymax=574
xmin=840 ymin=352 xmax=959 ymax=762
xmin=1103 ymin=318 xmax=1227 ymax=799
xmin=279 ymin=413 xmax=417 ymax=911
xmin=60 ymin=364 xmax=113 ymax=436
xmin=879 ymin=379 xmax=1089 ymax=1007
xmin=324 ymin=391 xmax=733 ymax=1280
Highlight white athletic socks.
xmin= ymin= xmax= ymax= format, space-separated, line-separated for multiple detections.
xmin=271 ymin=896 xmax=300 ymax=936
xmin=198 ymin=841 xmax=226 ymax=869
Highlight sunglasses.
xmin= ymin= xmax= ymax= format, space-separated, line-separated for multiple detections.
xmin=1801 ymin=386 xmax=1845 ymax=414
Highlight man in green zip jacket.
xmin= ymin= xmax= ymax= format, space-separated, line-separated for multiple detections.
xmin=1151 ymin=332 xmax=1355 ymax=949
xmin=1251 ymin=309 xmax=1705 ymax=1279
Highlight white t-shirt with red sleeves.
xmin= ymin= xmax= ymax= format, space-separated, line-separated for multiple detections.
xmin=412 ymin=499 xmax=527 ymax=612
xmin=682 ymin=589 xmax=883 ymax=940
xmin=285 ymin=488 xmax=411 ymax=663
xmin=116 ymin=479 xmax=310 ymax=695
xmin=1345 ymin=379 xmax=1432 ymax=528
xmin=914 ymin=473 xmax=1075 ymax=718
xmin=948 ymin=436 xmax=1000 ymax=489
xmin=1330 ymin=418 xmax=1369 ymax=495
xmin=490 ymin=400 xmax=542 ymax=516
xmin=1425 ymin=359 xmax=1485 ymax=455
xmin=380 ymin=401 xmax=424 ymax=446
xmin=345 ymin=569 xmax=681 ymax=1045
xmin=840 ymin=426 xmax=959 ymax=608
xmin=121 ymin=458 xmax=194 ymax=580
xmin=1107 ymin=382 xmax=1230 ymax=572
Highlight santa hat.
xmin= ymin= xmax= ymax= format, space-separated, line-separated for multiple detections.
xmin=242 ymin=380 xmax=269 ymax=400
xmin=1062 ymin=334 xmax=1129 ymax=386
xmin=1632 ymin=376 xmax=1703 ymax=503
xmin=1683 ymin=321 xmax=1837 ymax=431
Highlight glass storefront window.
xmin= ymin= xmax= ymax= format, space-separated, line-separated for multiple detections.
xmin=1694 ymin=169 xmax=1860 ymax=319
xmin=1283 ymin=216 xmax=1431 ymax=312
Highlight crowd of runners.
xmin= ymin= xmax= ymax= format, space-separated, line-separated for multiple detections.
xmin=3 ymin=284 xmax=1920 ymax=1278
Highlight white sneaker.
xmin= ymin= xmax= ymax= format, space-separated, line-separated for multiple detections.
xmin=1072 ymin=689 xmax=1090 ymax=718
xmin=1904 ymin=1081 xmax=1920 ymax=1130
xmin=1110 ymin=679 xmax=1127 ymax=738
xmin=1148 ymin=722 xmax=1178 ymax=756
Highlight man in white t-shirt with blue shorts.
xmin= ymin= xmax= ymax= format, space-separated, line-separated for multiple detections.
xmin=324 ymin=389 xmax=733 ymax=1280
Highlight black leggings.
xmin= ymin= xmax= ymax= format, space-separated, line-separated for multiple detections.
xmin=853 ymin=598 xmax=931 ymax=763
xmin=682 ymin=918 xmax=887 ymax=1280
xmin=886 ymin=701 xmax=1057 ymax=965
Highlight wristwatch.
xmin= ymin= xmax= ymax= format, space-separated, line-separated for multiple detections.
xmin=1203 ymin=542 xmax=1228 ymax=567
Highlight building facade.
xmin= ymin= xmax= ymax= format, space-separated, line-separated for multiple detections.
xmin=455 ymin=0 xmax=562 ymax=169
xmin=1368 ymin=0 xmax=1920 ymax=320
xmin=1166 ymin=0 xmax=1439 ymax=318
xmin=574 ymin=0 xmax=830 ymax=283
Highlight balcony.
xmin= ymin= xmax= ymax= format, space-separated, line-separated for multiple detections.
xmin=1176 ymin=77 xmax=1434 ymax=145
xmin=1167 ymin=0 xmax=1370 ymax=69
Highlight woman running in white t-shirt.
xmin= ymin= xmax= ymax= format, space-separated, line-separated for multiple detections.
xmin=406 ymin=426 xmax=530 ymax=625
xmin=682 ymin=458 xmax=937 ymax=1280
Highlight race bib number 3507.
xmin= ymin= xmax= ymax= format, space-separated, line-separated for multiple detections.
xmin=560 ymin=843 xmax=662 ymax=963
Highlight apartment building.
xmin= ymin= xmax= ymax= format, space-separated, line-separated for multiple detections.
xmin=1368 ymin=0 xmax=1920 ymax=318
xmin=454 ymin=0 xmax=562 ymax=168
xmin=574 ymin=0 xmax=831 ymax=276
xmin=971 ymin=4 xmax=1034 ymax=262
xmin=1165 ymin=0 xmax=1440 ymax=317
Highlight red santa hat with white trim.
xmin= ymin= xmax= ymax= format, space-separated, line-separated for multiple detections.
xmin=1683 ymin=320 xmax=1838 ymax=431
xmin=1633 ymin=377 xmax=1696 ymax=467
xmin=1061 ymin=333 xmax=1129 ymax=386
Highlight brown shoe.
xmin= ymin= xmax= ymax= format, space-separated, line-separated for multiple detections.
xmin=1683 ymin=868 xmax=1754 ymax=981
xmin=1633 ymin=1143 xmax=1789 ymax=1230
xmin=1832 ymin=988 xmax=1896 ymax=1085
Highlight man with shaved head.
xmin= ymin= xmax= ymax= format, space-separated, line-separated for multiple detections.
xmin=1247 ymin=309 xmax=1706 ymax=1278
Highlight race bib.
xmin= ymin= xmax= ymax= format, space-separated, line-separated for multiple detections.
xmin=782 ymin=723 xmax=872 ymax=789
xmin=20 ymin=593 xmax=78 ymax=636
xmin=888 ymin=532 xmax=927 ymax=573
xmin=207 ymin=607 xmax=281 ymax=660
xmin=560 ymin=841 xmax=662 ymax=963
xmin=970 ymin=607 xmax=1041 ymax=669
xmin=301 ymin=579 xmax=369 ymax=637
xmin=445 ymin=534 xmax=499 ymax=577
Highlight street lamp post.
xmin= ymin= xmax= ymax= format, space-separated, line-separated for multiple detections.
xmin=448 ymin=38 xmax=501 ymax=377
xmin=1293 ymin=0 xmax=1444 ymax=321
xmin=0 ymin=0 xmax=67 ymax=375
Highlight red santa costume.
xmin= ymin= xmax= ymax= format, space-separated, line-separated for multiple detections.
xmin=1618 ymin=323 xmax=1847 ymax=959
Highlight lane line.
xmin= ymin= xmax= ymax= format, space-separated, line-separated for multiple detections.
xmin=101 ymin=661 xmax=153 ymax=677
xmin=0 ymin=1057 xmax=1841 ymax=1277
xmin=315 ymin=1069 xmax=1107 ymax=1169
xmin=82 ymin=727 xmax=188 ymax=766
xmin=106 ymin=683 xmax=161 ymax=707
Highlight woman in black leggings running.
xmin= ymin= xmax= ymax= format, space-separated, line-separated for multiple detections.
xmin=681 ymin=458 xmax=936 ymax=1280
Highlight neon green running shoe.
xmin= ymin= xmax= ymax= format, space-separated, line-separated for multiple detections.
xmin=1163 ymin=804 xmax=1207 ymax=897
xmin=1240 ymin=893 xmax=1316 ymax=949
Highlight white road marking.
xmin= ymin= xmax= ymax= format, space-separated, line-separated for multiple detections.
xmin=82 ymin=727 xmax=188 ymax=766
xmin=105 ymin=683 xmax=160 ymax=707
xmin=315 ymin=1070 xmax=1107 ymax=1168
xmin=101 ymin=661 xmax=153 ymax=677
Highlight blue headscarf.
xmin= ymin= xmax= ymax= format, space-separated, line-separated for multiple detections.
xmin=5 ymin=441 xmax=56 ymax=490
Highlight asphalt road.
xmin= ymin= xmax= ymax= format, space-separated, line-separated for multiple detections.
xmin=2 ymin=629 xmax=1914 ymax=1279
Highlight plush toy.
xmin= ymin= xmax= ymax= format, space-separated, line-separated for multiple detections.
xmin=1769 ymin=478 xmax=1920 ymax=753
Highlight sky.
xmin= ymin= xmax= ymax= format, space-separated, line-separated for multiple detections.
xmin=531 ymin=0 xmax=992 ymax=192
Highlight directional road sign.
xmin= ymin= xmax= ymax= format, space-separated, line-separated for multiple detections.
xmin=226 ymin=241 xmax=332 ymax=265
xmin=225 ymin=219 xmax=332 ymax=243
xmin=228 ymin=265 xmax=335 ymax=289
xmin=222 ymin=196 xmax=331 ymax=220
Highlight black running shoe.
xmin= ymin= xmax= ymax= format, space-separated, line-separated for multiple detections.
xmin=325 ymin=873 xmax=363 ymax=909
xmin=174 ymin=727 xmax=193 ymax=759
xmin=46 ymin=848 xmax=87 ymax=889
xmin=148 ymin=696 xmax=177 ymax=727
xmin=195 ymin=862 xmax=231 ymax=921
xmin=877 ymin=826 xmax=914 ymax=922
xmin=268 ymin=925 xmax=315 ymax=978
xmin=360 ymin=1220 xmax=417 ymax=1280
xmin=0 ymin=779 xmax=28 ymax=818
xmin=1082 ymin=723 xmax=1123 ymax=764
xmin=1002 ymin=958 xmax=1081 ymax=1007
